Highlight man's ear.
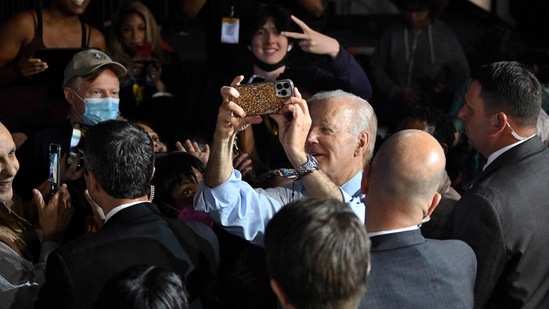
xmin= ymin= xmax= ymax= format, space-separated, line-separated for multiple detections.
xmin=270 ymin=279 xmax=294 ymax=309
xmin=361 ymin=165 xmax=371 ymax=194
xmin=64 ymin=87 xmax=75 ymax=104
xmin=355 ymin=131 xmax=369 ymax=157
xmin=426 ymin=192 xmax=441 ymax=218
xmin=494 ymin=112 xmax=508 ymax=134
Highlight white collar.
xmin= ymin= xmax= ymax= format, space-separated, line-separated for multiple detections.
xmin=104 ymin=201 xmax=146 ymax=223
xmin=483 ymin=135 xmax=535 ymax=170
xmin=368 ymin=225 xmax=419 ymax=237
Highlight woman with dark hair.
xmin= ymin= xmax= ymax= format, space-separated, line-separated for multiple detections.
xmin=152 ymin=151 xmax=213 ymax=227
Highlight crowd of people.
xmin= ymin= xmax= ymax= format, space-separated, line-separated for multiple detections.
xmin=1 ymin=0 xmax=549 ymax=308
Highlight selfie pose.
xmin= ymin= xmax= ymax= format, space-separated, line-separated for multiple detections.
xmin=235 ymin=3 xmax=373 ymax=176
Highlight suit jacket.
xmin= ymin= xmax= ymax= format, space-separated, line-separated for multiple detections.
xmin=359 ymin=229 xmax=476 ymax=309
xmin=34 ymin=202 xmax=219 ymax=309
xmin=443 ymin=137 xmax=549 ymax=309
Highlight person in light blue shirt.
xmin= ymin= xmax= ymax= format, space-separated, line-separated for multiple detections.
xmin=195 ymin=78 xmax=377 ymax=245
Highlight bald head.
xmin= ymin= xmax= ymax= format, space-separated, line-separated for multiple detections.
xmin=363 ymin=130 xmax=445 ymax=230
xmin=0 ymin=122 xmax=19 ymax=204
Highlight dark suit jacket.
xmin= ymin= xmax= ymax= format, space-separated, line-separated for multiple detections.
xmin=34 ymin=202 xmax=219 ymax=309
xmin=443 ymin=137 xmax=549 ymax=308
xmin=359 ymin=229 xmax=476 ymax=309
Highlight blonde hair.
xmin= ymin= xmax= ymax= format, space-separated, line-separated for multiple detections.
xmin=110 ymin=1 xmax=162 ymax=66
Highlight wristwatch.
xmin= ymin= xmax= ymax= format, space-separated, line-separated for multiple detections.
xmin=295 ymin=154 xmax=320 ymax=179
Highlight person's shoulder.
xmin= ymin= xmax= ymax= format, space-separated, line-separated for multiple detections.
xmin=87 ymin=25 xmax=106 ymax=51
xmin=424 ymin=238 xmax=476 ymax=261
xmin=0 ymin=9 xmax=36 ymax=38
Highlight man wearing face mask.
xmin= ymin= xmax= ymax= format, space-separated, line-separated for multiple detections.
xmin=13 ymin=49 xmax=126 ymax=241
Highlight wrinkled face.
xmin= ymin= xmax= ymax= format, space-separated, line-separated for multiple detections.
xmin=66 ymin=69 xmax=120 ymax=117
xmin=306 ymin=101 xmax=362 ymax=185
xmin=405 ymin=9 xmax=431 ymax=31
xmin=137 ymin=123 xmax=167 ymax=153
xmin=171 ymin=168 xmax=202 ymax=209
xmin=251 ymin=18 xmax=290 ymax=65
xmin=458 ymin=81 xmax=493 ymax=157
xmin=0 ymin=125 xmax=20 ymax=204
xmin=120 ymin=13 xmax=146 ymax=49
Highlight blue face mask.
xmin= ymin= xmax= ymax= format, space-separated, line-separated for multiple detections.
xmin=72 ymin=91 xmax=120 ymax=126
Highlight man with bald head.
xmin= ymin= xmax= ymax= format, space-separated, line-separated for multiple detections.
xmin=0 ymin=122 xmax=73 ymax=308
xmin=359 ymin=129 xmax=476 ymax=308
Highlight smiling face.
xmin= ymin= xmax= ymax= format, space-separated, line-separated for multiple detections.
xmin=120 ymin=12 xmax=147 ymax=49
xmin=55 ymin=0 xmax=90 ymax=15
xmin=0 ymin=124 xmax=20 ymax=203
xmin=458 ymin=81 xmax=495 ymax=157
xmin=306 ymin=100 xmax=365 ymax=186
xmin=250 ymin=18 xmax=290 ymax=65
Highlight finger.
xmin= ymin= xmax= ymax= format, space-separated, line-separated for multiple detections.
xmin=184 ymin=139 xmax=194 ymax=152
xmin=203 ymin=143 xmax=210 ymax=154
xmin=281 ymin=31 xmax=308 ymax=40
xmin=290 ymin=15 xmax=311 ymax=32
xmin=229 ymin=75 xmax=245 ymax=87
xmin=32 ymin=188 xmax=46 ymax=212
xmin=175 ymin=141 xmax=185 ymax=152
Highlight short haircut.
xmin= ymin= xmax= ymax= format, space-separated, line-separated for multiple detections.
xmin=265 ymin=197 xmax=371 ymax=309
xmin=84 ymin=120 xmax=154 ymax=199
xmin=308 ymin=90 xmax=378 ymax=162
xmin=242 ymin=3 xmax=299 ymax=46
xmin=474 ymin=61 xmax=541 ymax=127
xmin=93 ymin=264 xmax=188 ymax=309
xmin=152 ymin=151 xmax=205 ymax=207
xmin=403 ymin=105 xmax=456 ymax=150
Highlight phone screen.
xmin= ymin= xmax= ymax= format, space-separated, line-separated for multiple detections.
xmin=49 ymin=143 xmax=61 ymax=194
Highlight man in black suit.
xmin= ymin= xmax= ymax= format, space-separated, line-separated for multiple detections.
xmin=35 ymin=120 xmax=219 ymax=309
xmin=360 ymin=129 xmax=476 ymax=308
xmin=443 ymin=61 xmax=549 ymax=308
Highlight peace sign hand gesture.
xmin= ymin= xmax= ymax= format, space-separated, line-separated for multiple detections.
xmin=281 ymin=15 xmax=340 ymax=59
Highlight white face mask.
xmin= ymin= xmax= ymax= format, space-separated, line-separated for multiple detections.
xmin=72 ymin=91 xmax=120 ymax=126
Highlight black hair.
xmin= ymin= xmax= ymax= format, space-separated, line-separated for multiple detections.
xmin=473 ymin=61 xmax=541 ymax=127
xmin=93 ymin=264 xmax=188 ymax=309
xmin=84 ymin=120 xmax=154 ymax=199
xmin=152 ymin=152 xmax=205 ymax=214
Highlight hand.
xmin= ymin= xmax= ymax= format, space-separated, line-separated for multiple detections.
xmin=147 ymin=62 xmax=165 ymax=91
xmin=35 ymin=184 xmax=74 ymax=242
xmin=84 ymin=190 xmax=105 ymax=230
xmin=127 ymin=59 xmax=147 ymax=77
xmin=61 ymin=152 xmax=84 ymax=184
xmin=281 ymin=15 xmax=340 ymax=59
xmin=269 ymin=87 xmax=311 ymax=167
xmin=217 ymin=76 xmax=263 ymax=138
xmin=176 ymin=139 xmax=211 ymax=167
xmin=233 ymin=152 xmax=254 ymax=178
xmin=16 ymin=57 xmax=48 ymax=78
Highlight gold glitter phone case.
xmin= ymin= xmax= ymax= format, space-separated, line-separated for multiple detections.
xmin=234 ymin=79 xmax=294 ymax=115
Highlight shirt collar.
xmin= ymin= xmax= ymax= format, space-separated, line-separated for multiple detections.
xmin=104 ymin=201 xmax=146 ymax=223
xmin=483 ymin=135 xmax=535 ymax=170
xmin=341 ymin=172 xmax=363 ymax=197
xmin=368 ymin=225 xmax=419 ymax=237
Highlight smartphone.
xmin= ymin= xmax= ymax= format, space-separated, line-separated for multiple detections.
xmin=234 ymin=79 xmax=294 ymax=116
xmin=48 ymin=143 xmax=61 ymax=195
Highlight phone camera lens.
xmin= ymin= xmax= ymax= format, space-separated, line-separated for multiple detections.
xmin=280 ymin=89 xmax=287 ymax=96
xmin=276 ymin=84 xmax=283 ymax=90
xmin=283 ymin=82 xmax=289 ymax=89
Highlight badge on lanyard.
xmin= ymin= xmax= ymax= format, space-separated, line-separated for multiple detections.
xmin=221 ymin=6 xmax=239 ymax=44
